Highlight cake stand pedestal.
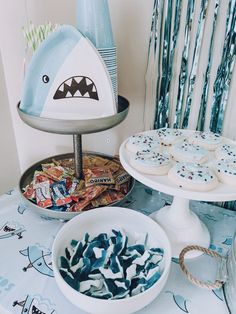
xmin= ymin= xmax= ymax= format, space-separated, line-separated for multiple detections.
xmin=149 ymin=197 xmax=210 ymax=258
xmin=119 ymin=135 xmax=236 ymax=259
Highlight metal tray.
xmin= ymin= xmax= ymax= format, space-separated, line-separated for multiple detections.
xmin=19 ymin=152 xmax=135 ymax=220
xmin=17 ymin=96 xmax=129 ymax=135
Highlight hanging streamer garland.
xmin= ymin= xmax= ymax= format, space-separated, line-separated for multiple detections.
xmin=154 ymin=0 xmax=182 ymax=129
xmin=154 ymin=0 xmax=173 ymax=129
xmin=210 ymin=0 xmax=236 ymax=210
xmin=144 ymin=0 xmax=161 ymax=129
xmin=182 ymin=0 xmax=209 ymax=128
xmin=173 ymin=0 xmax=195 ymax=129
xmin=149 ymin=0 xmax=160 ymax=55
xmin=146 ymin=0 xmax=235 ymax=134
xmin=210 ymin=0 xmax=236 ymax=134
xmin=145 ymin=0 xmax=236 ymax=210
xmin=197 ymin=0 xmax=220 ymax=131
xmin=154 ymin=0 xmax=165 ymax=127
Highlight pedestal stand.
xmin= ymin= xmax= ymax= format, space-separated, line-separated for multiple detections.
xmin=150 ymin=196 xmax=210 ymax=258
xmin=119 ymin=133 xmax=236 ymax=259
xmin=18 ymin=95 xmax=129 ymax=180
xmin=18 ymin=96 xmax=130 ymax=219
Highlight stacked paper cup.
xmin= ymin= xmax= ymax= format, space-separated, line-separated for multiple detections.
xmin=76 ymin=0 xmax=118 ymax=104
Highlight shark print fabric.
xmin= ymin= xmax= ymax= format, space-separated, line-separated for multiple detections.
xmin=20 ymin=244 xmax=54 ymax=277
xmin=0 ymin=221 xmax=25 ymax=240
xmin=13 ymin=294 xmax=56 ymax=314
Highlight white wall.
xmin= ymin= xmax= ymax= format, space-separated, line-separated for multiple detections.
xmin=0 ymin=0 xmax=153 ymax=175
xmin=0 ymin=52 xmax=20 ymax=193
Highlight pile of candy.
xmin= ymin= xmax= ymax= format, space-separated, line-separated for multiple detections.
xmin=23 ymin=155 xmax=131 ymax=212
xmin=59 ymin=230 xmax=164 ymax=299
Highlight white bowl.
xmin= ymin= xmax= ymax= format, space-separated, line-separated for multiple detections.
xmin=52 ymin=207 xmax=171 ymax=314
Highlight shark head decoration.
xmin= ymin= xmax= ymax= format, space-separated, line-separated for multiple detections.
xmin=20 ymin=25 xmax=116 ymax=120
xmin=20 ymin=244 xmax=54 ymax=277
xmin=13 ymin=294 xmax=55 ymax=314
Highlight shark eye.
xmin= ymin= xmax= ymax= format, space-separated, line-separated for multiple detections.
xmin=42 ymin=75 xmax=49 ymax=83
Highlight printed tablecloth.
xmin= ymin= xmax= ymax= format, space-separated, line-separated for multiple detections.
xmin=0 ymin=182 xmax=235 ymax=314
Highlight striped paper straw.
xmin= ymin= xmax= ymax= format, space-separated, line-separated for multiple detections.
xmin=23 ymin=21 xmax=59 ymax=52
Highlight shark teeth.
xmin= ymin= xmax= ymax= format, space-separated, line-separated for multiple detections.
xmin=74 ymin=90 xmax=82 ymax=97
xmin=66 ymin=91 xmax=73 ymax=98
xmin=54 ymin=76 xmax=99 ymax=100
xmin=65 ymin=78 xmax=72 ymax=86
xmin=86 ymin=78 xmax=92 ymax=85
xmin=32 ymin=305 xmax=45 ymax=314
xmin=83 ymin=92 xmax=90 ymax=97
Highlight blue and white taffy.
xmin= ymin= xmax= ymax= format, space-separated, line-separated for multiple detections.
xmin=20 ymin=25 xmax=116 ymax=120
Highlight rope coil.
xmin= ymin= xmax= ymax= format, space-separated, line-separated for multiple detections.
xmin=179 ymin=245 xmax=225 ymax=290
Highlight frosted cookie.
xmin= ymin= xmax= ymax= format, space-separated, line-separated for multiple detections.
xmin=126 ymin=134 xmax=161 ymax=154
xmin=168 ymin=162 xmax=218 ymax=191
xmin=170 ymin=141 xmax=208 ymax=164
xmin=130 ymin=150 xmax=171 ymax=175
xmin=188 ymin=131 xmax=221 ymax=151
xmin=215 ymin=144 xmax=236 ymax=160
xmin=215 ymin=160 xmax=236 ymax=187
xmin=153 ymin=128 xmax=184 ymax=146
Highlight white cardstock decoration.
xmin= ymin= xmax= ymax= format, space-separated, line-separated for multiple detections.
xmin=41 ymin=37 xmax=116 ymax=119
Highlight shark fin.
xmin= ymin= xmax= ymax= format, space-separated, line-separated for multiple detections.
xmin=19 ymin=248 xmax=28 ymax=256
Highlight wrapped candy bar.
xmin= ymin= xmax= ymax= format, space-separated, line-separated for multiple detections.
xmin=91 ymin=190 xmax=124 ymax=207
xmin=68 ymin=199 xmax=91 ymax=212
xmin=114 ymin=169 xmax=131 ymax=186
xmin=23 ymin=183 xmax=35 ymax=201
xmin=71 ymin=185 xmax=107 ymax=201
xmin=35 ymin=181 xmax=52 ymax=208
xmin=69 ymin=179 xmax=85 ymax=195
xmin=52 ymin=158 xmax=75 ymax=177
xmin=44 ymin=166 xmax=65 ymax=181
xmin=33 ymin=171 xmax=54 ymax=186
xmin=41 ymin=162 xmax=55 ymax=171
xmin=69 ymin=201 xmax=94 ymax=212
xmin=83 ymin=155 xmax=109 ymax=168
xmin=22 ymin=154 xmax=132 ymax=213
xmin=67 ymin=178 xmax=81 ymax=195
xmin=119 ymin=182 xmax=130 ymax=195
xmin=104 ymin=160 xmax=120 ymax=173
xmin=69 ymin=185 xmax=108 ymax=212
xmin=51 ymin=181 xmax=72 ymax=206
xmin=52 ymin=158 xmax=74 ymax=169
xmin=84 ymin=167 xmax=115 ymax=186
xmin=64 ymin=177 xmax=72 ymax=190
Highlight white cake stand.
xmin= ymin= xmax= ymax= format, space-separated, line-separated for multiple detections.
xmin=119 ymin=134 xmax=236 ymax=259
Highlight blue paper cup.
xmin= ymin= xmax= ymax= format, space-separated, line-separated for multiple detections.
xmin=76 ymin=0 xmax=118 ymax=102
xmin=76 ymin=0 xmax=114 ymax=48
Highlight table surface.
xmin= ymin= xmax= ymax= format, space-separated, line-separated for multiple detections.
xmin=0 ymin=181 xmax=235 ymax=314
